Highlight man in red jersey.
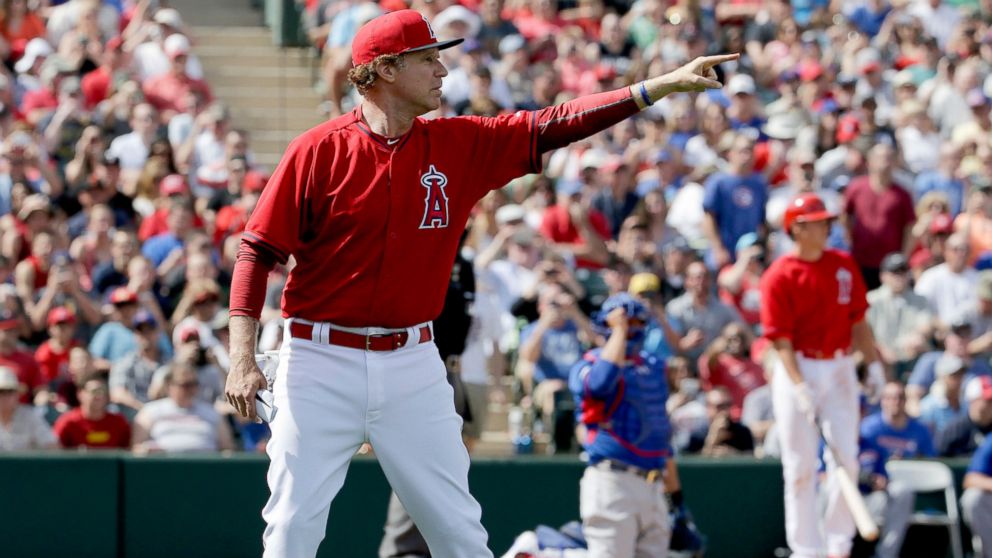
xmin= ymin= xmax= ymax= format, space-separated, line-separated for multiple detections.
xmin=222 ymin=8 xmax=737 ymax=557
xmin=53 ymin=374 xmax=130 ymax=449
xmin=761 ymin=193 xmax=886 ymax=558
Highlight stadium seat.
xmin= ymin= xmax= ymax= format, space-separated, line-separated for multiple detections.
xmin=886 ymin=460 xmax=964 ymax=558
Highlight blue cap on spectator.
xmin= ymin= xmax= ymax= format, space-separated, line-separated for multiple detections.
xmin=664 ymin=236 xmax=692 ymax=254
xmin=735 ymin=232 xmax=761 ymax=253
xmin=976 ymin=252 xmax=992 ymax=271
xmin=654 ymin=149 xmax=672 ymax=164
xmin=132 ymin=310 xmax=156 ymax=329
xmin=705 ymin=89 xmax=731 ymax=108
xmin=815 ymin=98 xmax=839 ymax=115
xmin=556 ymin=179 xmax=583 ymax=196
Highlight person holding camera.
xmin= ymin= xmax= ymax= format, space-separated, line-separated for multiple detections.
xmin=149 ymin=324 xmax=223 ymax=406
xmin=517 ymin=281 xmax=595 ymax=447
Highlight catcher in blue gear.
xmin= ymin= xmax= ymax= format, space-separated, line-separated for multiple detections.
xmin=569 ymin=293 xmax=702 ymax=557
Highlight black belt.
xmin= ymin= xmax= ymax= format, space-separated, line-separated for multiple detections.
xmin=593 ymin=459 xmax=663 ymax=482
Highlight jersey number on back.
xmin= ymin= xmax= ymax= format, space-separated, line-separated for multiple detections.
xmin=419 ymin=164 xmax=450 ymax=229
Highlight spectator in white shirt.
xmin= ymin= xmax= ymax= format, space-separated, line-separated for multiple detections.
xmin=0 ymin=367 xmax=56 ymax=451
xmin=915 ymin=232 xmax=979 ymax=326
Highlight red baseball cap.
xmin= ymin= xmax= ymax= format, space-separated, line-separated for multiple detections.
xmin=836 ymin=115 xmax=861 ymax=144
xmin=351 ymin=9 xmax=463 ymax=66
xmin=177 ymin=323 xmax=200 ymax=343
xmin=47 ymin=306 xmax=76 ymax=327
xmin=160 ymin=174 xmax=189 ymax=196
xmin=109 ymin=287 xmax=138 ymax=305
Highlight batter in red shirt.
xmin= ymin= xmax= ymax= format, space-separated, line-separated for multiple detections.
xmin=760 ymin=193 xmax=885 ymax=558
xmin=222 ymin=9 xmax=738 ymax=557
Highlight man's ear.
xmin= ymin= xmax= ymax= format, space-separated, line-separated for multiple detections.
xmin=375 ymin=59 xmax=399 ymax=84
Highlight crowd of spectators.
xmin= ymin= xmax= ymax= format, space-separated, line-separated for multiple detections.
xmin=0 ymin=0 xmax=991 ymax=487
xmin=304 ymin=0 xmax=992 ymax=464
xmin=0 ymin=0 xmax=267 ymax=453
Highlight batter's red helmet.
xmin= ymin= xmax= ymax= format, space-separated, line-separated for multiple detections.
xmin=783 ymin=193 xmax=834 ymax=232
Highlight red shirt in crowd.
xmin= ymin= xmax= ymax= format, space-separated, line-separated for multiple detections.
xmin=0 ymin=350 xmax=43 ymax=404
xmin=759 ymin=249 xmax=868 ymax=356
xmin=138 ymin=206 xmax=205 ymax=241
xmin=843 ymin=177 xmax=916 ymax=269
xmin=538 ymin=205 xmax=611 ymax=270
xmin=20 ymin=87 xmax=57 ymax=115
xmin=214 ymin=205 xmax=249 ymax=247
xmin=81 ymin=66 xmax=112 ymax=109
xmin=34 ymin=340 xmax=78 ymax=383
xmin=717 ymin=267 xmax=762 ymax=326
xmin=142 ymin=72 xmax=213 ymax=114
xmin=53 ymin=409 xmax=131 ymax=449
xmin=698 ymin=353 xmax=766 ymax=420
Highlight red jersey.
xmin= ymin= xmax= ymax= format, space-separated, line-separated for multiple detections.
xmin=843 ymin=177 xmax=916 ymax=268
xmin=53 ymin=408 xmax=131 ymax=449
xmin=717 ymin=267 xmax=762 ymax=326
xmin=138 ymin=207 xmax=205 ymax=241
xmin=697 ymin=353 xmax=765 ymax=420
xmin=538 ymin=205 xmax=611 ymax=269
xmin=34 ymin=340 xmax=78 ymax=383
xmin=142 ymin=73 xmax=213 ymax=114
xmin=759 ymin=249 xmax=868 ymax=356
xmin=81 ymin=66 xmax=112 ymax=109
xmin=243 ymin=106 xmax=538 ymax=327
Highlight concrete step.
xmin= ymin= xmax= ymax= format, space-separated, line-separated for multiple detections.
xmin=191 ymin=26 xmax=272 ymax=48
xmin=205 ymin=65 xmax=313 ymax=88
xmin=486 ymin=402 xmax=510 ymax=433
xmin=196 ymin=46 xmax=315 ymax=68
xmin=212 ymin=86 xmax=322 ymax=109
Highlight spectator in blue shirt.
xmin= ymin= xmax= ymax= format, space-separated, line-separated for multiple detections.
xmin=914 ymin=144 xmax=965 ymax=216
xmin=907 ymin=321 xmax=992 ymax=410
xmin=860 ymin=382 xmax=934 ymax=557
xmin=847 ymin=0 xmax=891 ymax=38
xmin=962 ymin=433 xmax=992 ymax=555
xmin=517 ymin=282 xmax=595 ymax=433
xmin=142 ymin=200 xmax=195 ymax=269
xmin=919 ymin=354 xmax=968 ymax=436
xmin=702 ymin=133 xmax=768 ymax=269
xmin=861 ymin=382 xmax=936 ymax=460
xmin=936 ymin=376 xmax=992 ymax=457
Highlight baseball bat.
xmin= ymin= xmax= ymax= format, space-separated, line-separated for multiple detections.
xmin=818 ymin=424 xmax=880 ymax=542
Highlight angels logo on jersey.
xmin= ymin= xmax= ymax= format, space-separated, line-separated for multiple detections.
xmin=836 ymin=268 xmax=853 ymax=304
xmin=419 ymin=165 xmax=450 ymax=229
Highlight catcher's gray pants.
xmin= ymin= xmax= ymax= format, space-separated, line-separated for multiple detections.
xmin=962 ymin=488 xmax=992 ymax=557
xmin=579 ymin=465 xmax=670 ymax=558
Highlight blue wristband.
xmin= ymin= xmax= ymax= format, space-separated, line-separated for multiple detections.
xmin=639 ymin=82 xmax=653 ymax=107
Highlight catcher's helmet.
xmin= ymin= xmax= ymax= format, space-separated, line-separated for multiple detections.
xmin=783 ymin=193 xmax=834 ymax=232
xmin=594 ymin=293 xmax=651 ymax=352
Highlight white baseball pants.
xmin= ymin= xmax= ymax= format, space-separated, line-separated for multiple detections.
xmin=771 ymin=354 xmax=859 ymax=558
xmin=261 ymin=320 xmax=492 ymax=558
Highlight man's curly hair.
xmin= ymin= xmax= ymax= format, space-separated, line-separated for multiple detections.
xmin=347 ymin=54 xmax=405 ymax=94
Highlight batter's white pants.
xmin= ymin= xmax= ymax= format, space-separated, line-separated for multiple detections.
xmin=579 ymin=465 xmax=671 ymax=558
xmin=771 ymin=354 xmax=859 ymax=558
xmin=261 ymin=321 xmax=492 ymax=558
